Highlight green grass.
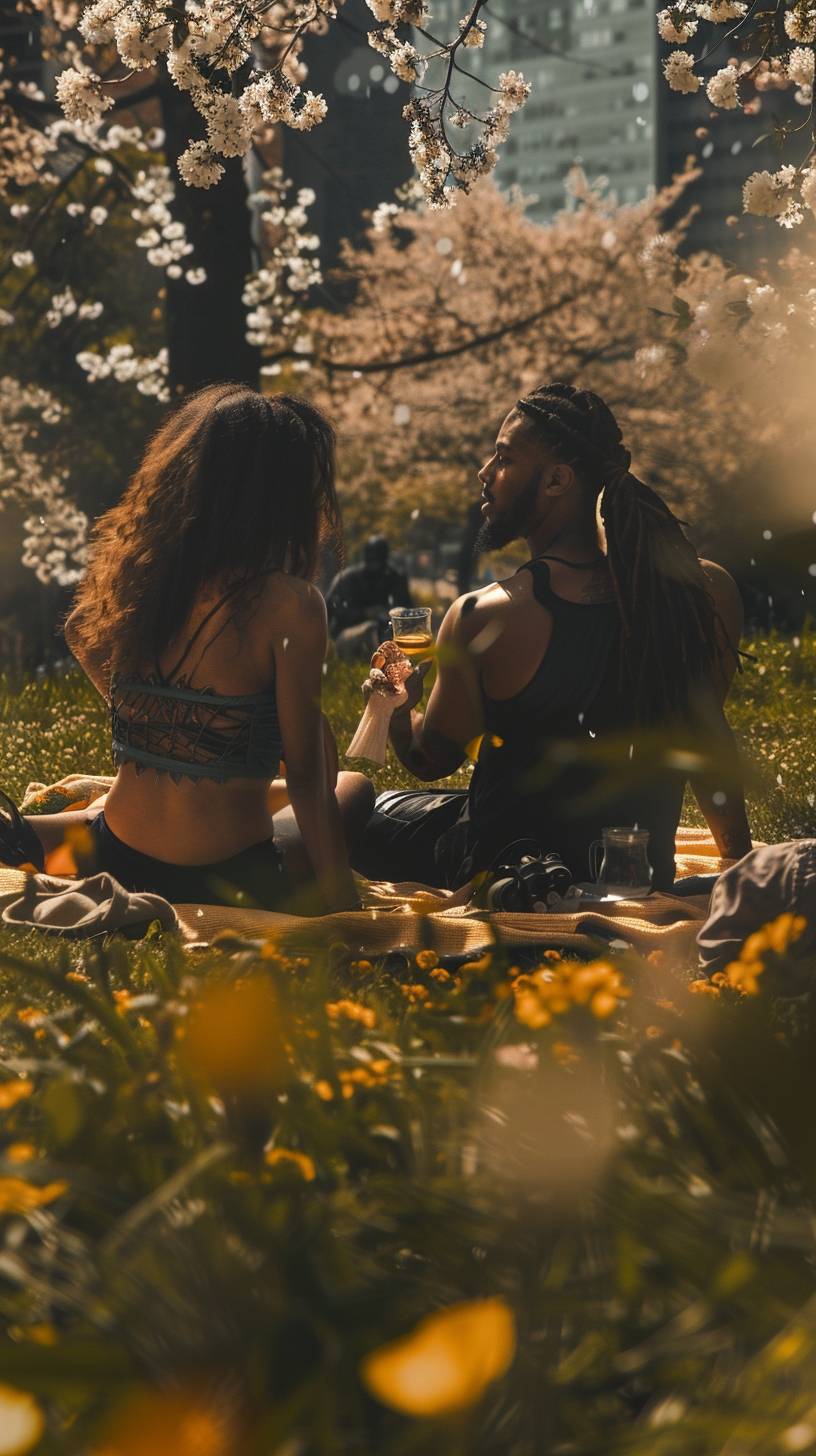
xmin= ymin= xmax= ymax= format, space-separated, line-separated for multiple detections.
xmin=0 ymin=633 xmax=814 ymax=1454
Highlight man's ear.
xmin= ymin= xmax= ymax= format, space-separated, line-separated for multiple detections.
xmin=542 ymin=461 xmax=578 ymax=498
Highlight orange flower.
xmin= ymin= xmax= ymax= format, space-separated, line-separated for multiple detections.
xmin=415 ymin=949 xmax=439 ymax=971
xmin=182 ymin=977 xmax=290 ymax=1097
xmin=264 ymin=1148 xmax=316 ymax=1181
xmin=325 ymin=999 xmax=376 ymax=1030
xmin=361 ymin=1298 xmax=516 ymax=1417
xmin=4 ymin=1144 xmax=37 ymax=1165
xmin=0 ymin=1177 xmax=68 ymax=1214
xmin=0 ymin=1079 xmax=33 ymax=1111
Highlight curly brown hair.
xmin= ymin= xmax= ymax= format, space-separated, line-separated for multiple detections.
xmin=67 ymin=383 xmax=341 ymax=677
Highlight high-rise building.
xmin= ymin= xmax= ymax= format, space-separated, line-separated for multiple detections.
xmin=282 ymin=0 xmax=414 ymax=269
xmin=435 ymin=0 xmax=796 ymax=257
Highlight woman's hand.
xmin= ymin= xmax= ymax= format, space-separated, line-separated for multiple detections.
xmin=391 ymin=659 xmax=432 ymax=716
xmin=362 ymin=659 xmax=431 ymax=714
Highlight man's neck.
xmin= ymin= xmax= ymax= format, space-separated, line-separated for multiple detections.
xmin=525 ymin=521 xmax=600 ymax=563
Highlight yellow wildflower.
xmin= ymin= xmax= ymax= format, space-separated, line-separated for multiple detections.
xmin=0 ymin=1383 xmax=44 ymax=1455
xmin=350 ymin=959 xmax=373 ymax=973
xmin=0 ymin=1178 xmax=68 ymax=1214
xmin=726 ymin=913 xmax=809 ymax=996
xmin=688 ymin=977 xmax=720 ymax=998
xmin=314 ymin=1079 xmax=334 ymax=1101
xmin=361 ymin=1297 xmax=516 ymax=1417
xmin=7 ymin=1323 xmax=57 ymax=1347
xmin=400 ymin=983 xmax=428 ymax=1004
xmin=4 ymin=1145 xmax=37 ymax=1165
xmin=113 ymin=989 xmax=135 ymax=1012
xmin=264 ymin=1148 xmax=316 ymax=1181
xmin=0 ymin=1080 xmax=33 ymax=1111
xmin=415 ymin=949 xmax=439 ymax=971
xmin=96 ymin=1387 xmax=233 ymax=1456
xmin=325 ymin=999 xmax=376 ymax=1030
xmin=430 ymin=967 xmax=452 ymax=983
xmin=182 ymin=976 xmax=290 ymax=1097
xmin=512 ymin=958 xmax=629 ymax=1028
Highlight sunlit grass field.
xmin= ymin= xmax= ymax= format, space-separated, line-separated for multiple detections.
xmin=0 ymin=632 xmax=814 ymax=1454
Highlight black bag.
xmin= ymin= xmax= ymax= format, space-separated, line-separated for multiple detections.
xmin=480 ymin=838 xmax=574 ymax=912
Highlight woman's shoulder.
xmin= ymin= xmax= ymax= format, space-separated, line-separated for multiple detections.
xmin=251 ymin=572 xmax=327 ymax=642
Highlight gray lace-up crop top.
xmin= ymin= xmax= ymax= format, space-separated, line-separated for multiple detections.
xmin=109 ymin=582 xmax=282 ymax=784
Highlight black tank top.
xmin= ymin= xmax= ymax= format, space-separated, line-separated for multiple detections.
xmin=454 ymin=558 xmax=685 ymax=889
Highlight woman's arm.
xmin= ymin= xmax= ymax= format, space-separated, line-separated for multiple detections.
xmin=274 ymin=583 xmax=359 ymax=912
xmin=62 ymin=609 xmax=111 ymax=701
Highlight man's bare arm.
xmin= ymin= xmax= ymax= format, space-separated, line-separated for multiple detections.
xmin=388 ymin=596 xmax=484 ymax=782
xmin=689 ymin=562 xmax=753 ymax=861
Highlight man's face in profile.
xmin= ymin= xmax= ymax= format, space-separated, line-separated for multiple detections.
xmin=475 ymin=412 xmax=550 ymax=553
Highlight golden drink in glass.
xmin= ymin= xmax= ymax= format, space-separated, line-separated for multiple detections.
xmin=389 ymin=607 xmax=434 ymax=659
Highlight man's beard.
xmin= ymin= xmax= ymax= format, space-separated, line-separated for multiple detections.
xmin=475 ymin=473 xmax=541 ymax=554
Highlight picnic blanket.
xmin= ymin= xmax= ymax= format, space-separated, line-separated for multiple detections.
xmin=0 ymin=802 xmax=729 ymax=957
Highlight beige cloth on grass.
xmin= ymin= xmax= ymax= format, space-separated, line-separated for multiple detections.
xmin=0 ymin=827 xmax=727 ymax=958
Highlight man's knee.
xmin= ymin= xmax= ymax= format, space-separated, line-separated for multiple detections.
xmin=338 ymin=771 xmax=376 ymax=820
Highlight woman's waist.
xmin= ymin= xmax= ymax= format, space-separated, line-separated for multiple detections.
xmin=102 ymin=768 xmax=276 ymax=865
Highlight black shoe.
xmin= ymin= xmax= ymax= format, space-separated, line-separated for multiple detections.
xmin=0 ymin=790 xmax=45 ymax=872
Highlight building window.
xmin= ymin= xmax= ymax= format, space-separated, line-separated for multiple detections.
xmin=579 ymin=26 xmax=613 ymax=46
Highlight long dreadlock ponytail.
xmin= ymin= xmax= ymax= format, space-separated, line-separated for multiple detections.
xmin=516 ymin=382 xmax=722 ymax=723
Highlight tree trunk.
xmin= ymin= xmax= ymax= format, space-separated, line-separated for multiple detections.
xmin=457 ymin=499 xmax=483 ymax=595
xmin=160 ymin=84 xmax=260 ymax=394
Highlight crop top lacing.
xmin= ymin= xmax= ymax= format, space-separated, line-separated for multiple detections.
xmin=109 ymin=579 xmax=282 ymax=784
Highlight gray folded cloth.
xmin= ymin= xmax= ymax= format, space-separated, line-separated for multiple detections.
xmin=2 ymin=872 xmax=178 ymax=938
xmin=697 ymin=841 xmax=816 ymax=973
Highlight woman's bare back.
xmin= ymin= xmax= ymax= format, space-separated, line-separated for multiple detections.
xmin=102 ymin=573 xmax=316 ymax=863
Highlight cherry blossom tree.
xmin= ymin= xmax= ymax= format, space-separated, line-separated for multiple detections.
xmin=306 ymin=175 xmax=815 ymax=580
xmin=658 ymin=0 xmax=816 ymax=226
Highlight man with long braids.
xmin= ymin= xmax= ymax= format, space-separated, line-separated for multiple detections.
xmin=354 ymin=383 xmax=753 ymax=892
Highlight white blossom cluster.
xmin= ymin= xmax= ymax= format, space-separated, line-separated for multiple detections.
xmin=60 ymin=0 xmax=331 ymax=190
xmin=76 ymin=342 xmax=170 ymax=401
xmin=663 ymin=49 xmax=701 ymax=93
xmin=660 ymin=0 xmax=816 ymax=227
xmin=54 ymin=1 xmax=528 ymax=204
xmin=706 ymin=64 xmax=740 ymax=107
xmin=743 ymin=164 xmax=816 ymax=226
xmin=243 ymin=168 xmax=321 ymax=368
xmin=130 ymin=165 xmax=204 ymax=280
xmin=0 ymin=379 xmax=88 ymax=587
xmin=46 ymin=286 xmax=105 ymax=328
xmin=401 ymin=67 xmax=531 ymax=207
xmin=366 ymin=0 xmax=428 ymax=20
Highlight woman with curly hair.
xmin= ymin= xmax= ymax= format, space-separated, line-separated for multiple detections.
xmin=1 ymin=383 xmax=372 ymax=913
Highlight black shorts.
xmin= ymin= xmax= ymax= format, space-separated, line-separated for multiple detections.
xmin=88 ymin=812 xmax=296 ymax=910
xmin=352 ymin=790 xmax=471 ymax=888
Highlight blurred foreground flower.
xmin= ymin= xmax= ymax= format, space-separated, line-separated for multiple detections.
xmin=723 ymin=912 xmax=807 ymax=994
xmin=0 ymin=1177 xmax=68 ymax=1213
xmin=0 ymin=1078 xmax=33 ymax=1110
xmin=264 ymin=1148 xmax=316 ymax=1180
xmin=0 ymin=1384 xmax=44 ymax=1456
xmin=181 ymin=976 xmax=290 ymax=1098
xmin=96 ymin=1388 xmax=234 ymax=1456
xmin=361 ymin=1297 xmax=515 ymax=1417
